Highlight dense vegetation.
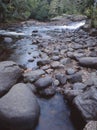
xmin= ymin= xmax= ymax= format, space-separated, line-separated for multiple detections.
xmin=0 ymin=0 xmax=97 ymax=27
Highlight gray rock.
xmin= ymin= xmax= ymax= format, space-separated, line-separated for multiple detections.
xmin=23 ymin=69 xmax=45 ymax=83
xmin=0 ymin=61 xmax=22 ymax=97
xmin=73 ymin=87 xmax=97 ymax=121
xmin=78 ymin=57 xmax=97 ymax=68
xmin=51 ymin=56 xmax=60 ymax=61
xmin=39 ymin=87 xmax=55 ymax=97
xmin=55 ymin=74 xmax=67 ymax=85
xmin=64 ymin=89 xmax=83 ymax=101
xmin=4 ymin=37 xmax=13 ymax=43
xmin=37 ymin=59 xmax=51 ymax=66
xmin=34 ymin=76 xmax=53 ymax=90
xmin=26 ymin=83 xmax=37 ymax=93
xmin=51 ymin=61 xmax=64 ymax=69
xmin=68 ymin=72 xmax=82 ymax=83
xmin=66 ymin=68 xmax=76 ymax=75
xmin=0 ymin=83 xmax=40 ymax=130
xmin=83 ymin=121 xmax=97 ymax=130
xmin=72 ymin=82 xmax=86 ymax=90
xmin=60 ymin=58 xmax=71 ymax=65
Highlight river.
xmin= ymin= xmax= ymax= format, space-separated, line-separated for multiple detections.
xmin=0 ymin=20 xmax=86 ymax=130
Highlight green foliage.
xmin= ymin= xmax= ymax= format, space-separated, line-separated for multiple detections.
xmin=0 ymin=0 xmax=96 ymax=27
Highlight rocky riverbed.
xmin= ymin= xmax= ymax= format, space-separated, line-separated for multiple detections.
xmin=0 ymin=15 xmax=97 ymax=130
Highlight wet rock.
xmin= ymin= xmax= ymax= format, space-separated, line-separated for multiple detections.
xmin=0 ymin=83 xmax=40 ymax=130
xmin=37 ymin=59 xmax=51 ymax=66
xmin=51 ymin=61 xmax=64 ymax=69
xmin=39 ymin=87 xmax=55 ymax=97
xmin=83 ymin=121 xmax=97 ymax=130
xmin=66 ymin=68 xmax=76 ymax=75
xmin=73 ymin=87 xmax=97 ymax=121
xmin=32 ymin=30 xmax=38 ymax=33
xmin=0 ymin=61 xmax=22 ymax=97
xmin=55 ymin=74 xmax=67 ymax=85
xmin=78 ymin=57 xmax=97 ymax=68
xmin=23 ymin=69 xmax=45 ymax=83
xmin=72 ymin=82 xmax=86 ymax=90
xmin=28 ymin=58 xmax=34 ymax=62
xmin=68 ymin=72 xmax=82 ymax=83
xmin=4 ymin=37 xmax=13 ymax=43
xmin=34 ymin=76 xmax=53 ymax=90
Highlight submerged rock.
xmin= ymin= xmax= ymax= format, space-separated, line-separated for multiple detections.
xmin=0 ymin=83 xmax=40 ymax=130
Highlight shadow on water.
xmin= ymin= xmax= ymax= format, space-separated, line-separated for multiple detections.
xmin=36 ymin=94 xmax=76 ymax=130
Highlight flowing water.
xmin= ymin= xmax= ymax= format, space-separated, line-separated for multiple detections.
xmin=0 ymin=20 xmax=86 ymax=130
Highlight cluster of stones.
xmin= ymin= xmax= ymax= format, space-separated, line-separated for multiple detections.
xmin=29 ymin=27 xmax=97 ymax=129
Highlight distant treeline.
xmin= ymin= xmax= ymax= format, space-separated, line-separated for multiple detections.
xmin=0 ymin=0 xmax=96 ymax=26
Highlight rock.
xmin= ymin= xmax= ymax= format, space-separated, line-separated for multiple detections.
xmin=0 ymin=83 xmax=40 ymax=130
xmin=78 ymin=57 xmax=97 ymax=68
xmin=53 ymin=79 xmax=60 ymax=86
xmin=89 ymin=72 xmax=97 ymax=86
xmin=64 ymin=89 xmax=83 ymax=102
xmin=73 ymin=53 xmax=85 ymax=60
xmin=83 ymin=121 xmax=97 ymax=130
xmin=71 ymin=15 xmax=87 ymax=21
xmin=46 ymin=69 xmax=53 ymax=74
xmin=73 ymin=87 xmax=97 ymax=121
xmin=37 ymin=59 xmax=51 ymax=66
xmin=34 ymin=76 xmax=53 ymax=90
xmin=28 ymin=58 xmax=34 ymax=62
xmin=55 ymin=74 xmax=67 ymax=85
xmin=4 ymin=37 xmax=13 ymax=43
xmin=0 ymin=61 xmax=22 ymax=97
xmin=66 ymin=68 xmax=76 ymax=75
xmin=68 ymin=72 xmax=82 ymax=83
xmin=23 ymin=69 xmax=45 ymax=83
xmin=51 ymin=56 xmax=60 ymax=61
xmin=89 ymin=28 xmax=97 ymax=37
xmin=39 ymin=87 xmax=55 ymax=97
xmin=51 ymin=61 xmax=64 ymax=69
xmin=72 ymin=82 xmax=86 ymax=90
xmin=26 ymin=83 xmax=37 ymax=93
xmin=60 ymin=58 xmax=71 ymax=65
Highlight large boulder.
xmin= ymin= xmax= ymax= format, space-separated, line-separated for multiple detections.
xmin=83 ymin=121 xmax=97 ymax=130
xmin=0 ymin=61 xmax=22 ymax=97
xmin=73 ymin=87 xmax=97 ymax=122
xmin=0 ymin=83 xmax=40 ymax=130
xmin=78 ymin=57 xmax=97 ymax=68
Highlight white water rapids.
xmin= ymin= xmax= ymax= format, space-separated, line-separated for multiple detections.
xmin=0 ymin=20 xmax=86 ymax=36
